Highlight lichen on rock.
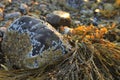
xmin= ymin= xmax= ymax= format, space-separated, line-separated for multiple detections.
xmin=1 ymin=16 xmax=71 ymax=69
xmin=1 ymin=31 xmax=32 ymax=69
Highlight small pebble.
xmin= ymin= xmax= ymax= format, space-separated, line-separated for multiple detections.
xmin=0 ymin=27 xmax=7 ymax=32
xmin=4 ymin=12 xmax=21 ymax=20
xmin=19 ymin=3 xmax=29 ymax=15
xmin=0 ymin=3 xmax=5 ymax=8
xmin=38 ymin=4 xmax=47 ymax=11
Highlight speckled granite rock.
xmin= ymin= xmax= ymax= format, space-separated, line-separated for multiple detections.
xmin=3 ymin=16 xmax=71 ymax=69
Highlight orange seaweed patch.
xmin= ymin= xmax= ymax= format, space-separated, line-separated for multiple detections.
xmin=114 ymin=0 xmax=120 ymax=7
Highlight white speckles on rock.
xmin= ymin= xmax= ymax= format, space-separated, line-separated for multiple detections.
xmin=29 ymin=21 xmax=33 ymax=24
xmin=8 ymin=16 xmax=71 ymax=69
xmin=39 ymin=44 xmax=45 ymax=54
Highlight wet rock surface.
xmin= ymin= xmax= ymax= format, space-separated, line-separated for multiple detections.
xmin=46 ymin=10 xmax=71 ymax=28
xmin=3 ymin=16 xmax=71 ymax=69
xmin=8 ymin=16 xmax=70 ymax=55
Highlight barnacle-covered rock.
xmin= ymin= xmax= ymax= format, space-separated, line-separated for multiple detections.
xmin=2 ymin=16 xmax=71 ymax=69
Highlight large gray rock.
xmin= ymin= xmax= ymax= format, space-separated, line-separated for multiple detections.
xmin=3 ymin=16 xmax=71 ymax=69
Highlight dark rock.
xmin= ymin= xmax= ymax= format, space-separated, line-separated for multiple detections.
xmin=104 ymin=32 xmax=117 ymax=42
xmin=0 ymin=30 xmax=5 ymax=66
xmin=90 ymin=17 xmax=98 ymax=26
xmin=0 ymin=30 xmax=4 ymax=38
xmin=46 ymin=10 xmax=71 ymax=28
xmin=0 ymin=51 xmax=5 ymax=66
xmin=5 ymin=16 xmax=71 ymax=69
xmin=8 ymin=16 xmax=71 ymax=55
xmin=66 ymin=0 xmax=83 ymax=9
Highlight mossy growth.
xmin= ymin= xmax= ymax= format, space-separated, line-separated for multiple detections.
xmin=1 ymin=31 xmax=32 ymax=70
xmin=100 ymin=10 xmax=118 ymax=18
xmin=1 ymin=31 xmax=64 ymax=70
xmin=24 ymin=47 xmax=63 ymax=69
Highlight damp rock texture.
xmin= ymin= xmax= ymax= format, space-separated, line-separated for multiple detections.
xmin=2 ymin=16 xmax=71 ymax=69
xmin=46 ymin=10 xmax=71 ymax=28
xmin=66 ymin=0 xmax=83 ymax=8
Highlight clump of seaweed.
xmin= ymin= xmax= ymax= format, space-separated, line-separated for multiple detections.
xmin=1 ymin=31 xmax=32 ymax=70
xmin=66 ymin=23 xmax=116 ymax=43
xmin=45 ymin=40 xmax=120 ymax=80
